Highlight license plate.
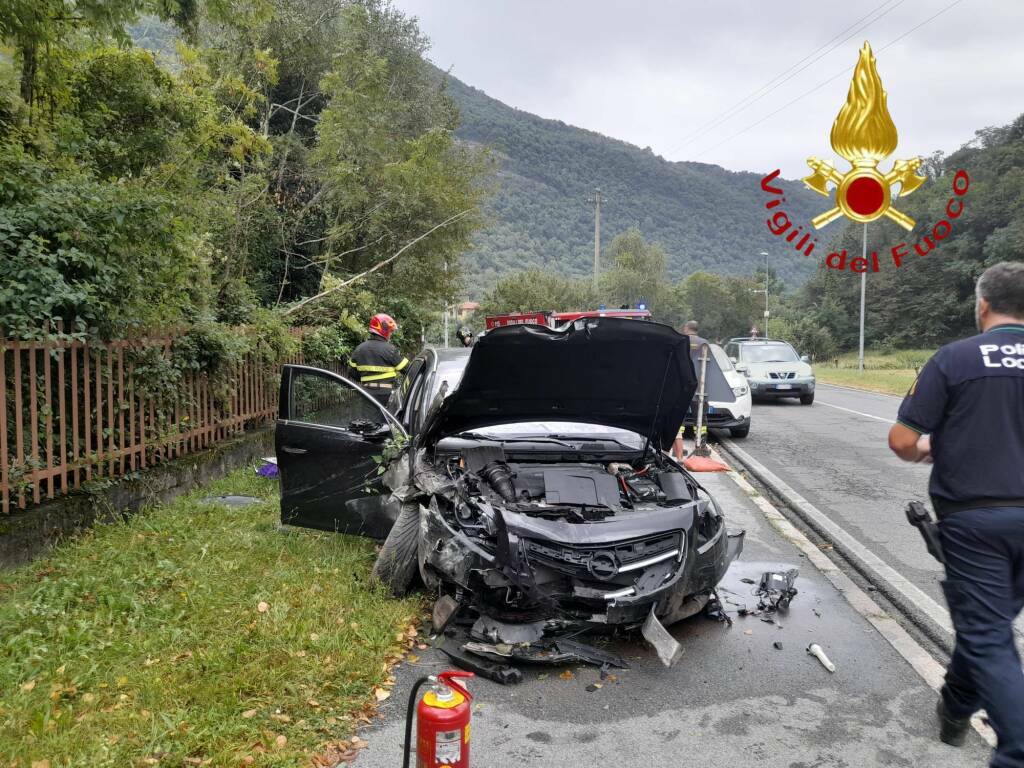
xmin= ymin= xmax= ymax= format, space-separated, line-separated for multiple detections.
xmin=775 ymin=384 xmax=793 ymax=390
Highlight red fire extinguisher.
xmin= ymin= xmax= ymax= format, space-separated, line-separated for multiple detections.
xmin=403 ymin=671 xmax=474 ymax=768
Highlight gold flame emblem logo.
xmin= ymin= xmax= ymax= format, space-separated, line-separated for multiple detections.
xmin=803 ymin=42 xmax=925 ymax=230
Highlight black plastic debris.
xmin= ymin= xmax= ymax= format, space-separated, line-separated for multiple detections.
xmin=773 ymin=641 xmax=784 ymax=650
xmin=704 ymin=589 xmax=733 ymax=627
xmin=432 ymin=595 xmax=461 ymax=634
xmin=756 ymin=569 xmax=799 ymax=612
xmin=439 ymin=639 xmax=523 ymax=685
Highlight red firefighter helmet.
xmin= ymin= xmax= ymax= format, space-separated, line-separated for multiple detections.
xmin=369 ymin=313 xmax=398 ymax=340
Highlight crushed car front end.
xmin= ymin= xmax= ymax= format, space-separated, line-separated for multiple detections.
xmin=414 ymin=443 xmax=742 ymax=631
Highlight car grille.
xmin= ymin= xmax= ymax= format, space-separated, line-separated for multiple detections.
xmin=769 ymin=371 xmax=796 ymax=379
xmin=524 ymin=532 xmax=682 ymax=581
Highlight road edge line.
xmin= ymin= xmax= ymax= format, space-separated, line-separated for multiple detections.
xmin=714 ymin=451 xmax=996 ymax=747
xmin=717 ymin=437 xmax=954 ymax=643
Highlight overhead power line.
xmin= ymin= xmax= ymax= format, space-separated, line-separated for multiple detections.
xmin=666 ymin=0 xmax=907 ymax=155
xmin=690 ymin=0 xmax=968 ymax=161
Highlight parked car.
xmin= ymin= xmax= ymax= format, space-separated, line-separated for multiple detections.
xmin=682 ymin=343 xmax=752 ymax=438
xmin=275 ymin=319 xmax=744 ymax=657
xmin=723 ymin=338 xmax=816 ymax=404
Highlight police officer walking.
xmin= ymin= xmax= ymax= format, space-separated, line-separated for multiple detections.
xmin=888 ymin=261 xmax=1024 ymax=766
xmin=349 ymin=313 xmax=409 ymax=407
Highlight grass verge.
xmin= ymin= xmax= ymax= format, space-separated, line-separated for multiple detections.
xmin=0 ymin=468 xmax=422 ymax=767
xmin=815 ymin=367 xmax=917 ymax=396
xmin=815 ymin=348 xmax=933 ymax=396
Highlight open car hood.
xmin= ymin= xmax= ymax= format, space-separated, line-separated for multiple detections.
xmin=420 ymin=318 xmax=697 ymax=450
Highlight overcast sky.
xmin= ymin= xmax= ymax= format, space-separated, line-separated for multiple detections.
xmin=394 ymin=0 xmax=1024 ymax=178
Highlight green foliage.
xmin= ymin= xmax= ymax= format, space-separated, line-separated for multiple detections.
xmin=479 ymin=268 xmax=599 ymax=316
xmin=674 ymin=271 xmax=762 ymax=341
xmin=311 ymin=1 xmax=491 ymax=309
xmin=600 ymin=227 xmax=667 ymax=311
xmin=300 ymin=322 xmax=361 ymax=367
xmin=0 ymin=139 xmax=204 ymax=339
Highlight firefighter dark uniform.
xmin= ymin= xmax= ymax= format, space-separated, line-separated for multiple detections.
xmin=897 ymin=322 xmax=1024 ymax=766
xmin=349 ymin=314 xmax=409 ymax=407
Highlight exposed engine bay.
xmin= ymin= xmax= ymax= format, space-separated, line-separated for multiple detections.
xmin=411 ymin=440 xmax=742 ymax=660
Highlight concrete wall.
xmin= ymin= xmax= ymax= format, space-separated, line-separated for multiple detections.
xmin=0 ymin=428 xmax=273 ymax=569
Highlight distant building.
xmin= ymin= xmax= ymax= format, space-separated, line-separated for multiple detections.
xmin=458 ymin=301 xmax=480 ymax=323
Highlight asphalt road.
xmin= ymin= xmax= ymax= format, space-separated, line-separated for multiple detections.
xmin=352 ymin=470 xmax=990 ymax=767
xmin=727 ymin=383 xmax=1023 ymax=643
xmin=730 ymin=385 xmax=942 ymax=602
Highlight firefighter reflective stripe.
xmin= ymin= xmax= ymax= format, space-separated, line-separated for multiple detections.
xmin=361 ymin=370 xmax=398 ymax=382
xmin=348 ymin=358 xmax=410 ymax=383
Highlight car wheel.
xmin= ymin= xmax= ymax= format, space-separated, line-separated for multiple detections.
xmin=729 ymin=423 xmax=750 ymax=438
xmin=371 ymin=501 xmax=420 ymax=596
xmin=800 ymin=393 xmax=815 ymax=405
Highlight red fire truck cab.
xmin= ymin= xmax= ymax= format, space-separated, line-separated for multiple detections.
xmin=485 ymin=308 xmax=652 ymax=330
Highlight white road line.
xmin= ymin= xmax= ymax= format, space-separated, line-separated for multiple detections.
xmin=717 ymin=450 xmax=996 ymax=747
xmin=815 ymin=399 xmax=895 ymax=424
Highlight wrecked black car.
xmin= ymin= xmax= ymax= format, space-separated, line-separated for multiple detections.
xmin=275 ymin=318 xmax=744 ymax=665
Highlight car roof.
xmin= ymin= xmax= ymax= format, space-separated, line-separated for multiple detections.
xmin=730 ymin=338 xmax=790 ymax=345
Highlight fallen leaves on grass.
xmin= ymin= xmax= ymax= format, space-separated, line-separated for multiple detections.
xmin=373 ymin=688 xmax=390 ymax=702
xmin=241 ymin=709 xmax=258 ymax=719
xmin=257 ymin=601 xmax=270 ymax=614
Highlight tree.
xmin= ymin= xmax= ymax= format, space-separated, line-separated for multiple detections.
xmin=479 ymin=269 xmax=598 ymax=317
xmin=310 ymin=0 xmax=491 ymax=310
xmin=599 ymin=227 xmax=667 ymax=311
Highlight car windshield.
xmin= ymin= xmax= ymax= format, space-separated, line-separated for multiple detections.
xmin=739 ymin=343 xmax=799 ymax=363
xmin=428 ymin=358 xmax=469 ymax=403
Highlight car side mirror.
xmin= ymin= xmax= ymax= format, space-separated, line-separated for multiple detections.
xmin=800 ymin=355 xmax=810 ymax=363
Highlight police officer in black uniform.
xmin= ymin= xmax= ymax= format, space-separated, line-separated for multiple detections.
xmin=888 ymin=261 xmax=1024 ymax=767
xmin=349 ymin=313 xmax=409 ymax=407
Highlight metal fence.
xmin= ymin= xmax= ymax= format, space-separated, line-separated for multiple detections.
xmin=0 ymin=327 xmax=327 ymax=514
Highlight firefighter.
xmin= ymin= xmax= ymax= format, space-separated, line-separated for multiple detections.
xmin=349 ymin=313 xmax=409 ymax=406
xmin=888 ymin=261 xmax=1024 ymax=766
xmin=455 ymin=326 xmax=474 ymax=347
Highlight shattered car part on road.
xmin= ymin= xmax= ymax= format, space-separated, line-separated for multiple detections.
xmin=756 ymin=569 xmax=799 ymax=612
xmin=274 ymin=319 xmax=746 ymax=677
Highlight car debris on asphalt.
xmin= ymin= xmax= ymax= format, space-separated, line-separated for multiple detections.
xmin=807 ymin=643 xmax=836 ymax=672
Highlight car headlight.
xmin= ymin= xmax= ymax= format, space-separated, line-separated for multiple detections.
xmin=732 ymin=385 xmax=749 ymax=396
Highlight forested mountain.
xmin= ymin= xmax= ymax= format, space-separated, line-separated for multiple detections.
xmin=445 ymin=74 xmax=823 ymax=295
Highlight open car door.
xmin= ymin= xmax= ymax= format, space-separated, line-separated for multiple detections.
xmin=276 ymin=365 xmax=407 ymax=537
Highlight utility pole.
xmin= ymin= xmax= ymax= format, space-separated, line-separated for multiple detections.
xmin=760 ymin=250 xmax=769 ymax=339
xmin=588 ymin=187 xmax=602 ymax=289
xmin=858 ymin=224 xmax=867 ymax=372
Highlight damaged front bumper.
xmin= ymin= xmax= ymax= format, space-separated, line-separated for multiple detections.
xmin=418 ymin=489 xmax=746 ymax=630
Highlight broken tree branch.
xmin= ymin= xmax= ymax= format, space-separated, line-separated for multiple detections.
xmin=282 ymin=209 xmax=471 ymax=317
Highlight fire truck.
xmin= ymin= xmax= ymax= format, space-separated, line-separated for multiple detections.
xmin=484 ymin=308 xmax=652 ymax=330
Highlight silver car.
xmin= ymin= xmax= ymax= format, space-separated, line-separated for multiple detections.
xmin=723 ymin=338 xmax=816 ymax=405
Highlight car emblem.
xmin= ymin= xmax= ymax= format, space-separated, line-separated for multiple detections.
xmin=588 ymin=552 xmax=619 ymax=580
